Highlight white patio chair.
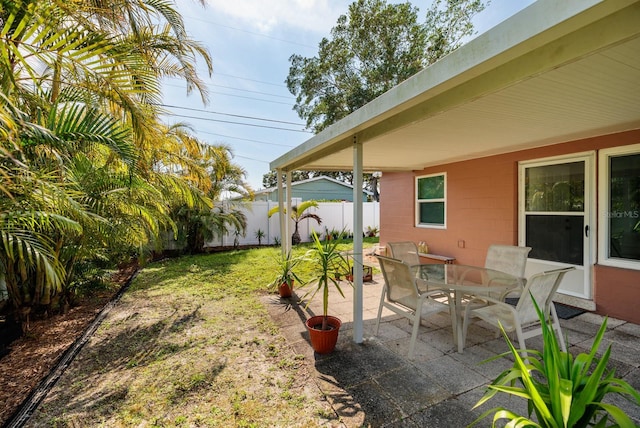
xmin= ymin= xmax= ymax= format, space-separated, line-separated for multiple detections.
xmin=387 ymin=241 xmax=431 ymax=284
xmin=461 ymin=267 xmax=574 ymax=358
xmin=483 ymin=244 xmax=531 ymax=299
xmin=387 ymin=241 xmax=421 ymax=266
xmin=375 ymin=255 xmax=451 ymax=358
xmin=456 ymin=244 xmax=532 ymax=310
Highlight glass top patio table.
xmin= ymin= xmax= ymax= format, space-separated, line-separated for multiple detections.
xmin=416 ymin=264 xmax=522 ymax=353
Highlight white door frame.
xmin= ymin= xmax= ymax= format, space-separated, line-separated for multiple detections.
xmin=518 ymin=152 xmax=596 ymax=306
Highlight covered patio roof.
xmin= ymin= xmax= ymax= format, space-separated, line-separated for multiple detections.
xmin=270 ymin=0 xmax=640 ymax=173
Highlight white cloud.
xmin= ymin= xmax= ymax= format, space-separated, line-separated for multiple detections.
xmin=204 ymin=0 xmax=348 ymax=34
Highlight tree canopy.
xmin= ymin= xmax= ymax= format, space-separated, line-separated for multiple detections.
xmin=286 ymin=0 xmax=488 ymax=134
xmin=279 ymin=0 xmax=487 ymax=201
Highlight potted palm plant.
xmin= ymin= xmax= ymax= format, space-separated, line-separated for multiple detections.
xmin=301 ymin=230 xmax=351 ymax=354
xmin=268 ymin=250 xmax=303 ymax=298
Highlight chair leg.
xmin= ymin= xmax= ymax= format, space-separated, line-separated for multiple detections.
xmin=461 ymin=307 xmax=471 ymax=351
xmin=375 ymin=287 xmax=386 ymax=335
xmin=447 ymin=296 xmax=455 ymax=341
xmin=408 ymin=311 xmax=421 ymax=359
xmin=452 ymin=292 xmax=461 ymax=350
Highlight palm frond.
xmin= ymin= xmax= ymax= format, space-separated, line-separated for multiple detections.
xmin=49 ymin=102 xmax=136 ymax=165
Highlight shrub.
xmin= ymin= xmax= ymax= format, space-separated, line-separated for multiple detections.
xmin=471 ymin=297 xmax=640 ymax=427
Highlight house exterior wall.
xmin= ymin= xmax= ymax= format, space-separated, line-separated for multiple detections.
xmin=256 ymin=180 xmax=368 ymax=202
xmin=280 ymin=180 xmax=360 ymax=202
xmin=380 ymin=155 xmax=519 ymax=265
xmin=380 ymin=129 xmax=640 ymax=323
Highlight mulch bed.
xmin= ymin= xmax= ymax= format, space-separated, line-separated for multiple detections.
xmin=0 ymin=265 xmax=138 ymax=425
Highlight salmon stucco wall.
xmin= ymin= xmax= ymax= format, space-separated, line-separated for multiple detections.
xmin=380 ymin=153 xmax=519 ymax=267
xmin=594 ymin=265 xmax=640 ymax=324
xmin=381 ymin=130 xmax=640 ymax=262
xmin=379 ymin=129 xmax=640 ymax=322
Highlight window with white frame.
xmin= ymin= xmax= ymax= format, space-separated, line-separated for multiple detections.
xmin=416 ymin=173 xmax=446 ymax=228
xmin=598 ymin=144 xmax=640 ymax=270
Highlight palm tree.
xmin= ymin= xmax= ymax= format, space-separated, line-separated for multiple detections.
xmin=0 ymin=0 xmax=224 ymax=328
xmin=255 ymin=229 xmax=265 ymax=245
xmin=164 ymin=135 xmax=251 ymax=254
xmin=268 ymin=200 xmax=322 ymax=245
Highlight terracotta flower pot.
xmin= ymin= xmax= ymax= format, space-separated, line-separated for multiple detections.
xmin=305 ymin=315 xmax=341 ymax=354
xmin=346 ymin=265 xmax=373 ymax=282
xmin=278 ymin=280 xmax=293 ymax=298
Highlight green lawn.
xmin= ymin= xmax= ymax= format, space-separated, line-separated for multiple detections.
xmin=28 ymin=240 xmax=377 ymax=427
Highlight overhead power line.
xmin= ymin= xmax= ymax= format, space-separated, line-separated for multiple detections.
xmin=163 ymin=81 xmax=294 ymax=99
xmin=212 ymin=73 xmax=287 ymax=88
xmin=163 ymin=84 xmax=293 ymax=105
xmin=159 ymin=104 xmax=304 ymax=126
xmin=209 ymin=91 xmax=293 ymax=105
xmin=211 ymin=84 xmax=294 ymax=99
xmin=194 ymin=130 xmax=298 ymax=148
xmin=164 ymin=112 xmax=311 ymax=133
xmin=233 ymin=154 xmax=270 ymax=164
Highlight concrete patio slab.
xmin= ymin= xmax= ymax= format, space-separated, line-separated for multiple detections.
xmin=261 ymin=270 xmax=640 ymax=427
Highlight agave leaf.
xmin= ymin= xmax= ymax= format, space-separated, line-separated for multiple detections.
xmin=557 ymin=349 xmax=573 ymax=382
xmin=596 ymin=402 xmax=636 ymax=427
xmin=467 ymin=406 xmax=502 ymax=427
xmin=543 ymin=333 xmax=563 ymax=425
xmin=568 ymin=345 xmax=612 ymax=426
xmin=526 ymin=354 xmax=545 ymax=373
xmin=475 ymin=366 xmax=531 ymax=410
xmin=503 ymin=325 xmax=557 ymax=426
xmin=488 ymin=385 xmax=532 ymax=401
xmin=571 ymin=352 xmax=591 ymax=387
xmin=603 ymin=382 xmax=640 ymax=403
xmin=473 ymin=387 xmax=502 ymax=410
xmin=492 ymin=409 xmax=538 ymax=428
xmin=558 ymin=378 xmax=573 ymax=427
xmin=505 ymin=415 xmax=539 ymax=428
xmin=592 ymin=413 xmax=609 ymax=428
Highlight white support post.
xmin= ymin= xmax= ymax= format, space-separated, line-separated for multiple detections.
xmin=285 ymin=171 xmax=292 ymax=254
xmin=352 ymin=136 xmax=364 ymax=344
xmin=277 ymin=170 xmax=286 ymax=255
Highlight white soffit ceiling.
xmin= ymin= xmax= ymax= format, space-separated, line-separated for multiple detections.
xmin=271 ymin=0 xmax=640 ymax=173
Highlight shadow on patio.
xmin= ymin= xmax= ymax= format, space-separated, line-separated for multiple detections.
xmin=262 ymin=269 xmax=640 ymax=427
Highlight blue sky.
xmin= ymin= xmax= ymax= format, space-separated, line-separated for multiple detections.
xmin=162 ymin=0 xmax=536 ymax=191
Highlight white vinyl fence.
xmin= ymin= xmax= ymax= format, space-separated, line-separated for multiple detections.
xmin=206 ymin=200 xmax=380 ymax=248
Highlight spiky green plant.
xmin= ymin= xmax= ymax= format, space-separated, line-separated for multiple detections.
xmin=470 ymin=296 xmax=640 ymax=427
xmin=300 ymin=230 xmax=350 ymax=330
xmin=268 ymin=250 xmax=304 ymax=291
xmin=255 ymin=229 xmax=265 ymax=245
